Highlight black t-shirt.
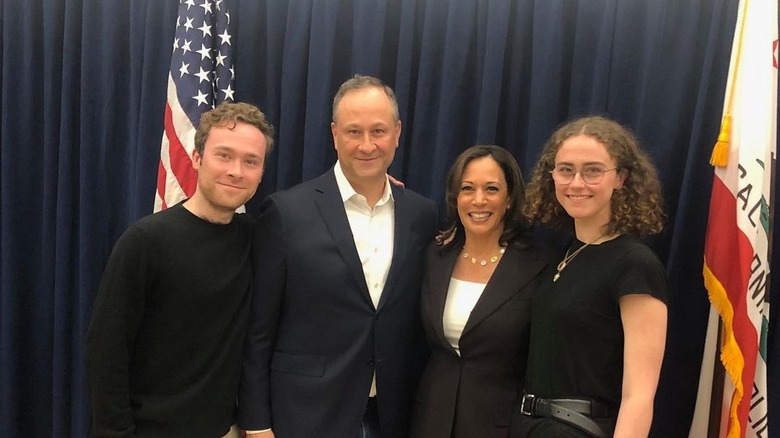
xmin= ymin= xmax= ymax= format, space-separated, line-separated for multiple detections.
xmin=524 ymin=234 xmax=667 ymax=427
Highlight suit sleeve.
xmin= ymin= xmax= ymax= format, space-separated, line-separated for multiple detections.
xmin=426 ymin=199 xmax=439 ymax=236
xmin=84 ymin=226 xmax=151 ymax=438
xmin=413 ymin=197 xmax=440 ymax=372
xmin=238 ymin=196 xmax=288 ymax=430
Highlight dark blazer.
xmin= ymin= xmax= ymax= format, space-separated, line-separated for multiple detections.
xmin=238 ymin=168 xmax=438 ymax=438
xmin=410 ymin=241 xmax=554 ymax=438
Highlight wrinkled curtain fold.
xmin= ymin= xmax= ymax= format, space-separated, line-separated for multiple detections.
xmin=3 ymin=0 xmax=772 ymax=436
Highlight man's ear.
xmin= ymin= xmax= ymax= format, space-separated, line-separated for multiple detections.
xmin=191 ymin=149 xmax=202 ymax=170
xmin=331 ymin=122 xmax=338 ymax=151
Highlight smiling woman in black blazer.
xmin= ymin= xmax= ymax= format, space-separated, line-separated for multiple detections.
xmin=410 ymin=145 xmax=554 ymax=438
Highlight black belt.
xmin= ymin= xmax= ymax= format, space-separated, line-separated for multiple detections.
xmin=519 ymin=393 xmax=607 ymax=438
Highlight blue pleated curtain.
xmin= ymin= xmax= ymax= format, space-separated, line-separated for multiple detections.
xmin=2 ymin=0 xmax=776 ymax=436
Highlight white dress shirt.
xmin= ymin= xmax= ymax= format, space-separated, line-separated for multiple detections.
xmin=334 ymin=162 xmax=395 ymax=309
xmin=335 ymin=162 xmax=395 ymax=397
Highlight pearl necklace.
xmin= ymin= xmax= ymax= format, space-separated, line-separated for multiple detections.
xmin=462 ymin=246 xmax=506 ymax=266
xmin=553 ymin=235 xmax=606 ymax=282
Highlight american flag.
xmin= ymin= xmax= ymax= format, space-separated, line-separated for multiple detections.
xmin=154 ymin=0 xmax=234 ymax=212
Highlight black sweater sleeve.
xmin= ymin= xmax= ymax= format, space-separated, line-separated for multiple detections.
xmin=85 ymin=225 xmax=154 ymax=437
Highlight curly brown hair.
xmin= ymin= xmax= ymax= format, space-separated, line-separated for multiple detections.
xmin=523 ymin=116 xmax=664 ymax=237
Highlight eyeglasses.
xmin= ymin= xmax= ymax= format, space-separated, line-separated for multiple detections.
xmin=550 ymin=165 xmax=618 ymax=185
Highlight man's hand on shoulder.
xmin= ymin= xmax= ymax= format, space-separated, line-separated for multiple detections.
xmin=243 ymin=430 xmax=274 ymax=438
xmin=387 ymin=173 xmax=405 ymax=188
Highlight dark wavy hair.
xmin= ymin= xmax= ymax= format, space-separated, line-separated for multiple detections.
xmin=523 ymin=116 xmax=664 ymax=237
xmin=194 ymin=102 xmax=275 ymax=157
xmin=438 ymin=145 xmax=533 ymax=252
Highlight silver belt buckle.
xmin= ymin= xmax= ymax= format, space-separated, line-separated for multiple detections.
xmin=520 ymin=393 xmax=535 ymax=416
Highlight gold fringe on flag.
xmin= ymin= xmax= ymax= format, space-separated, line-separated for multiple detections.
xmin=710 ymin=114 xmax=731 ymax=167
xmin=703 ymin=261 xmax=745 ymax=438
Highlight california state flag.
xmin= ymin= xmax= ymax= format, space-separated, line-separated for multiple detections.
xmin=702 ymin=0 xmax=776 ymax=436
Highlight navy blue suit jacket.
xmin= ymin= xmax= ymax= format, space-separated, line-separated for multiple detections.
xmin=238 ymin=168 xmax=438 ymax=438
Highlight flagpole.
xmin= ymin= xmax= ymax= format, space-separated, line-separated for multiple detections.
xmin=706 ymin=318 xmax=725 ymax=438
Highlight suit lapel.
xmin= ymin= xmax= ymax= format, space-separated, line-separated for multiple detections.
xmin=428 ymin=246 xmax=460 ymax=353
xmin=377 ymin=185 xmax=410 ymax=310
xmin=461 ymin=246 xmax=546 ymax=336
xmin=312 ymin=169 xmax=371 ymax=303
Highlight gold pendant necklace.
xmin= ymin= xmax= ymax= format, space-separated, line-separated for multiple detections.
xmin=553 ymin=235 xmax=606 ymax=282
xmin=462 ymin=246 xmax=506 ymax=266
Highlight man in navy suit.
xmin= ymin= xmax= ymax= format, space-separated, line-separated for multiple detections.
xmin=238 ymin=75 xmax=438 ymax=438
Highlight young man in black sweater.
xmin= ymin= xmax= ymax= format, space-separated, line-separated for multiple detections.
xmin=85 ymin=102 xmax=274 ymax=438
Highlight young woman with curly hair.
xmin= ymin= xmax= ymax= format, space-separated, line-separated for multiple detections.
xmin=511 ymin=116 xmax=668 ymax=438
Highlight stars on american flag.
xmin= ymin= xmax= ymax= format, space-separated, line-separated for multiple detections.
xmin=155 ymin=0 xmax=235 ymax=211
xmin=170 ymin=0 xmax=234 ymax=125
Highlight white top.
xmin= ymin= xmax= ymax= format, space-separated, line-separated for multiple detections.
xmin=443 ymin=277 xmax=487 ymax=355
